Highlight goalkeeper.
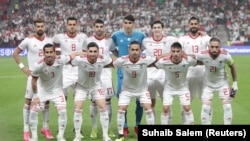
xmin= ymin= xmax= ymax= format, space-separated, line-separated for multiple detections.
xmin=195 ymin=37 xmax=238 ymax=125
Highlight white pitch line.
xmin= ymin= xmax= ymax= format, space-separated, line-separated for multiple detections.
xmin=0 ymin=75 xmax=26 ymax=79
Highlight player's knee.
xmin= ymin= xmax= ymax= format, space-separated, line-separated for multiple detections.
xmin=57 ymin=106 xmax=67 ymax=118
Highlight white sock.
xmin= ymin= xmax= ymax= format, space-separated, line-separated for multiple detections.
xmin=100 ymin=109 xmax=109 ymax=137
xmin=117 ymin=110 xmax=125 ymax=135
xmin=90 ymin=104 xmax=98 ymax=129
xmin=145 ymin=109 xmax=154 ymax=125
xmin=42 ymin=105 xmax=50 ymax=129
xmin=184 ymin=110 xmax=194 ymax=125
xmin=161 ymin=112 xmax=169 ymax=125
xmin=106 ymin=102 xmax=112 ymax=126
xmin=29 ymin=109 xmax=38 ymax=138
xmin=152 ymin=108 xmax=156 ymax=123
xmin=223 ymin=104 xmax=232 ymax=125
xmin=181 ymin=106 xmax=185 ymax=124
xmin=168 ymin=106 xmax=172 ymax=124
xmin=58 ymin=109 xmax=67 ymax=136
xmin=201 ymin=104 xmax=211 ymax=125
xmin=74 ymin=109 xmax=82 ymax=135
xmin=23 ymin=104 xmax=30 ymax=132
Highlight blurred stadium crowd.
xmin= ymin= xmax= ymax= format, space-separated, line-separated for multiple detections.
xmin=0 ymin=0 xmax=249 ymax=47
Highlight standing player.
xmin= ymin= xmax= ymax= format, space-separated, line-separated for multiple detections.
xmin=178 ymin=16 xmax=211 ymax=122
xmin=53 ymin=16 xmax=87 ymax=100
xmin=111 ymin=14 xmax=146 ymax=136
xmin=53 ymin=16 xmax=87 ymax=138
xmin=114 ymin=41 xmax=155 ymax=141
xmin=195 ymin=37 xmax=238 ymax=124
xmin=142 ymin=20 xmax=178 ymax=123
xmin=84 ymin=19 xmax=116 ymax=138
xmin=71 ymin=42 xmax=112 ymax=141
xmin=13 ymin=18 xmax=53 ymax=141
xmin=155 ymin=42 xmax=196 ymax=125
xmin=29 ymin=44 xmax=81 ymax=141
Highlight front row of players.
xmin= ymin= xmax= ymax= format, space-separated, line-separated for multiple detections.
xmin=29 ymin=37 xmax=238 ymax=141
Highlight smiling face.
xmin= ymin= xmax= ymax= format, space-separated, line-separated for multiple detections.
xmin=152 ymin=23 xmax=163 ymax=38
xmin=87 ymin=46 xmax=99 ymax=63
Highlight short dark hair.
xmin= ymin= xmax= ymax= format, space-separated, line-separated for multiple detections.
xmin=34 ymin=18 xmax=45 ymax=25
xmin=94 ymin=19 xmax=104 ymax=25
xmin=67 ymin=17 xmax=77 ymax=23
xmin=43 ymin=43 xmax=55 ymax=52
xmin=124 ymin=15 xmax=135 ymax=22
xmin=171 ymin=42 xmax=182 ymax=50
xmin=209 ymin=36 xmax=221 ymax=43
xmin=188 ymin=16 xmax=199 ymax=23
xmin=129 ymin=40 xmax=141 ymax=48
xmin=151 ymin=20 xmax=164 ymax=28
xmin=87 ymin=42 xmax=99 ymax=50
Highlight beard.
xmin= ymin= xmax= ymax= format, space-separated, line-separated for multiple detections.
xmin=190 ymin=28 xmax=198 ymax=34
xmin=36 ymin=30 xmax=44 ymax=36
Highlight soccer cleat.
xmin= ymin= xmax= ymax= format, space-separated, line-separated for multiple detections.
xmin=56 ymin=135 xmax=66 ymax=141
xmin=108 ymin=128 xmax=116 ymax=137
xmin=73 ymin=135 xmax=82 ymax=141
xmin=73 ymin=128 xmax=84 ymax=138
xmin=103 ymin=136 xmax=112 ymax=141
xmin=123 ymin=127 xmax=129 ymax=137
xmin=90 ymin=128 xmax=97 ymax=138
xmin=134 ymin=126 xmax=138 ymax=137
xmin=41 ymin=128 xmax=54 ymax=139
xmin=115 ymin=135 xmax=124 ymax=141
xmin=23 ymin=131 xmax=30 ymax=141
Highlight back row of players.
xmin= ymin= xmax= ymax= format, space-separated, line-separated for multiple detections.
xmin=13 ymin=15 xmax=238 ymax=141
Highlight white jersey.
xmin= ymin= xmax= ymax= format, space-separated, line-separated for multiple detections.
xmin=32 ymin=55 xmax=71 ymax=93
xmin=155 ymin=56 xmax=197 ymax=91
xmin=53 ymin=32 xmax=88 ymax=76
xmin=142 ymin=35 xmax=178 ymax=78
xmin=196 ymin=49 xmax=233 ymax=87
xmin=178 ymin=33 xmax=210 ymax=75
xmin=84 ymin=36 xmax=116 ymax=79
xmin=71 ymin=55 xmax=112 ymax=89
xmin=113 ymin=55 xmax=156 ymax=92
xmin=18 ymin=36 xmax=53 ymax=71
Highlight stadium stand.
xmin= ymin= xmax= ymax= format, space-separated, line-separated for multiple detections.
xmin=0 ymin=0 xmax=249 ymax=47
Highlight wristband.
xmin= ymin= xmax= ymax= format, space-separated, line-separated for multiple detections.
xmin=18 ymin=63 xmax=25 ymax=69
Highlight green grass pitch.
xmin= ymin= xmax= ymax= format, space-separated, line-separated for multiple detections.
xmin=0 ymin=55 xmax=249 ymax=141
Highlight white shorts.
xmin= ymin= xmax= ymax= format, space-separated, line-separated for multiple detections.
xmin=162 ymin=89 xmax=191 ymax=106
xmin=63 ymin=74 xmax=77 ymax=96
xmin=101 ymin=79 xmax=115 ymax=99
xmin=201 ymin=84 xmax=230 ymax=101
xmin=147 ymin=78 xmax=164 ymax=99
xmin=37 ymin=90 xmax=66 ymax=109
xmin=24 ymin=76 xmax=33 ymax=99
xmin=75 ymin=83 xmax=105 ymax=101
xmin=118 ymin=90 xmax=151 ymax=106
xmin=187 ymin=66 xmax=205 ymax=100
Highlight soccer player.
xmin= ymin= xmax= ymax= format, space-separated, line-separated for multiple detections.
xmin=13 ymin=18 xmax=53 ymax=141
xmin=53 ymin=16 xmax=87 ymax=100
xmin=111 ymin=14 xmax=146 ymax=136
xmin=178 ymin=16 xmax=211 ymax=123
xmin=113 ymin=41 xmax=155 ymax=141
xmin=84 ymin=19 xmax=116 ymax=138
xmin=29 ymin=43 xmax=81 ymax=141
xmin=142 ymin=20 xmax=178 ymax=123
xmin=195 ymin=37 xmax=238 ymax=125
xmin=155 ymin=42 xmax=196 ymax=125
xmin=53 ymin=16 xmax=87 ymax=138
xmin=71 ymin=42 xmax=112 ymax=141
